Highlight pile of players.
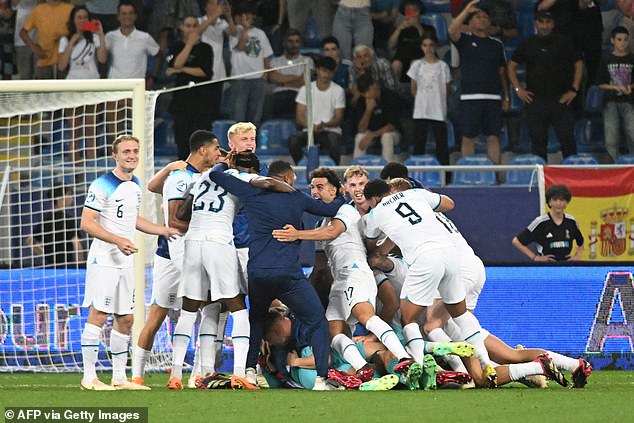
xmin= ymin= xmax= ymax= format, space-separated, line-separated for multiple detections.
xmin=78 ymin=123 xmax=592 ymax=391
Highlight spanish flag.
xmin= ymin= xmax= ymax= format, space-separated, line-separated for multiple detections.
xmin=544 ymin=167 xmax=634 ymax=261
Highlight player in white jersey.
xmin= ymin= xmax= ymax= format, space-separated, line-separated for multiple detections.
xmin=272 ymin=168 xmax=416 ymax=381
xmin=167 ymin=151 xmax=264 ymax=390
xmin=130 ymin=130 xmax=220 ymax=388
xmin=79 ymin=135 xmax=180 ymax=391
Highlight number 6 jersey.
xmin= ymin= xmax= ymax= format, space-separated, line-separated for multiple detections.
xmin=365 ymin=188 xmax=453 ymax=264
xmin=84 ymin=172 xmax=142 ymax=268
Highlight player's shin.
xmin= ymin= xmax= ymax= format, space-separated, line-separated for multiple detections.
xmin=110 ymin=330 xmax=131 ymax=384
xmin=365 ymin=315 xmax=409 ymax=360
xmin=331 ymin=333 xmax=368 ymax=370
xmin=230 ymin=308 xmax=250 ymax=377
xmin=402 ymin=323 xmax=425 ymax=363
xmin=546 ymin=350 xmax=581 ymax=372
xmin=81 ymin=323 xmax=101 ymax=384
xmin=199 ymin=303 xmax=222 ymax=376
xmin=171 ymin=310 xmax=198 ymax=380
xmin=452 ymin=312 xmax=493 ymax=368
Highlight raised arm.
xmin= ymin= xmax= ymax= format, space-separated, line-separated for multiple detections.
xmin=449 ymin=0 xmax=480 ymax=43
xmin=207 ymin=163 xmax=260 ymax=199
xmin=272 ymin=218 xmax=345 ymax=242
xmin=303 ymin=194 xmax=345 ymax=217
xmin=250 ymin=176 xmax=295 ymax=192
xmin=147 ymin=160 xmax=187 ymax=194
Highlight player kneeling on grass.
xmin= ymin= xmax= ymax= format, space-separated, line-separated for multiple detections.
xmin=80 ymin=135 xmax=180 ymax=391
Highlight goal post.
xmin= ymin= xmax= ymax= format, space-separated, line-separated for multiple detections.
xmin=0 ymin=78 xmax=156 ymax=372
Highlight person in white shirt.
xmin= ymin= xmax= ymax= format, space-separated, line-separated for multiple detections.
xmin=58 ymin=5 xmax=106 ymax=79
xmin=79 ymin=135 xmax=180 ymax=391
xmin=57 ymin=5 xmax=107 ymax=163
xmin=265 ymin=28 xmax=314 ymax=120
xmin=105 ymin=2 xmax=159 ymax=81
xmin=288 ymin=56 xmax=345 ymax=165
xmin=229 ymin=4 xmax=273 ymax=126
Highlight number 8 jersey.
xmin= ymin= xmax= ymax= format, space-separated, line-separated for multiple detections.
xmin=365 ymin=188 xmax=453 ymax=264
xmin=185 ymin=169 xmax=240 ymax=243
xmin=84 ymin=172 xmax=142 ymax=268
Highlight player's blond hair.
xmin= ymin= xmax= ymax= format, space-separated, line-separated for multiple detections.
xmin=389 ymin=177 xmax=412 ymax=193
xmin=343 ymin=165 xmax=369 ymax=182
xmin=112 ymin=134 xmax=140 ymax=153
xmin=227 ymin=122 xmax=257 ymax=141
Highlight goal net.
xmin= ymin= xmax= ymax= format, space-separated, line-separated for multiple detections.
xmin=0 ymin=79 xmax=172 ymax=372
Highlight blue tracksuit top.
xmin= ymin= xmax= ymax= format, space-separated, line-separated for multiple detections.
xmin=207 ymin=164 xmax=344 ymax=273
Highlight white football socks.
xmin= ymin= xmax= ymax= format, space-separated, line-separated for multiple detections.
xmin=110 ymin=330 xmax=130 ymax=384
xmin=132 ymin=346 xmax=150 ymax=379
xmin=171 ymin=310 xmax=197 ymax=380
xmin=427 ymin=327 xmax=469 ymax=373
xmin=230 ymin=309 xmax=250 ymax=377
xmin=199 ymin=303 xmax=221 ymax=376
xmin=546 ymin=351 xmax=579 ymax=372
xmin=331 ymin=333 xmax=368 ymax=370
xmin=365 ymin=315 xmax=410 ymax=360
xmin=402 ymin=323 xmax=425 ymax=363
xmin=81 ymin=323 xmax=101 ymax=384
xmin=509 ymin=362 xmax=543 ymax=381
xmin=452 ymin=312 xmax=493 ymax=368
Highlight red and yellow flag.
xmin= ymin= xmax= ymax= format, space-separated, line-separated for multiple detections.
xmin=544 ymin=167 xmax=634 ymax=261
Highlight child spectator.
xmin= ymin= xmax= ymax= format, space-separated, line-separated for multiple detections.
xmin=596 ymin=26 xmax=634 ymax=161
xmin=407 ymin=33 xmax=451 ymax=164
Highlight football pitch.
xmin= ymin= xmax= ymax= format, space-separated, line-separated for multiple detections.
xmin=1 ymin=371 xmax=633 ymax=422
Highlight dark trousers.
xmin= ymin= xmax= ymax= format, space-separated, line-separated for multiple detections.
xmin=247 ymin=269 xmax=330 ymax=377
xmin=525 ymin=98 xmax=577 ymax=161
xmin=288 ymin=130 xmax=342 ymax=164
xmin=412 ymin=118 xmax=449 ymax=165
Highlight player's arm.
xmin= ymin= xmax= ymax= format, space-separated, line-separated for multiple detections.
xmin=136 ymin=216 xmax=181 ymax=239
xmin=147 ymin=160 xmax=187 ymax=194
xmin=272 ymin=218 xmax=345 ymax=242
xmin=208 ymin=163 xmax=259 ymax=199
xmin=303 ymin=194 xmax=345 ymax=217
xmin=249 ymin=176 xmax=295 ymax=193
xmin=434 ymin=194 xmax=454 ymax=213
xmin=176 ymin=193 xmax=194 ymax=222
xmin=167 ymin=199 xmax=190 ymax=232
xmin=376 ymin=278 xmax=399 ymax=324
xmin=376 ymin=237 xmax=396 ymax=256
xmin=287 ymin=350 xmax=316 ymax=369
xmin=80 ymin=207 xmax=138 ymax=255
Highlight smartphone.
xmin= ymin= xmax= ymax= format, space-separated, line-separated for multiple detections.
xmin=404 ymin=6 xmax=417 ymax=17
xmin=81 ymin=20 xmax=100 ymax=33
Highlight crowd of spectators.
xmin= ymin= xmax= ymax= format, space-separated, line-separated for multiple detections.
xmin=3 ymin=0 xmax=634 ymax=165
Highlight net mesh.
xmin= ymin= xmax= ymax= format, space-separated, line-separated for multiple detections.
xmin=0 ymin=85 xmax=172 ymax=372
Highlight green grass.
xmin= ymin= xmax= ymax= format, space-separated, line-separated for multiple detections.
xmin=1 ymin=371 xmax=633 ymax=422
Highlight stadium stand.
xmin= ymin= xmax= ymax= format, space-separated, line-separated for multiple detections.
xmin=403 ymin=154 xmax=442 ymax=187
xmin=451 ymin=155 xmax=496 ymax=186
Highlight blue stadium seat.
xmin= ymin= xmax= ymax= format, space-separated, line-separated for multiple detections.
xmin=517 ymin=10 xmax=535 ymax=40
xmin=404 ymin=155 xmax=442 ymax=187
xmin=212 ymin=119 xmax=236 ymax=150
xmin=259 ymin=118 xmax=297 ymax=156
xmin=474 ymin=124 xmax=510 ymax=154
xmin=420 ymin=13 xmax=449 ymax=45
xmin=422 ymin=1 xmax=450 ymax=14
xmin=417 ymin=120 xmax=456 ymax=155
xmin=616 ymin=154 xmax=634 ymax=164
xmin=561 ymin=153 xmax=599 ymax=165
xmin=451 ymin=155 xmax=496 ymax=186
xmin=503 ymin=154 xmax=545 ymax=186
xmin=351 ymin=155 xmax=387 ymax=179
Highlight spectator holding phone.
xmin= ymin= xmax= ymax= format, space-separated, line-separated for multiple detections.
xmin=58 ymin=5 xmax=107 ymax=79
xmin=387 ymin=0 xmax=432 ymax=81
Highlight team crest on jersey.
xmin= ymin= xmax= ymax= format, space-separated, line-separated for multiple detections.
xmin=85 ymin=192 xmax=96 ymax=203
xmin=176 ymin=180 xmax=188 ymax=193
xmin=588 ymin=205 xmax=631 ymax=258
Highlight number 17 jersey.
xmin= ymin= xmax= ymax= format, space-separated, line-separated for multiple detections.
xmin=185 ymin=169 xmax=240 ymax=243
xmin=365 ymin=188 xmax=453 ymax=263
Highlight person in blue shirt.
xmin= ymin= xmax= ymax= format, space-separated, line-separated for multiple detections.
xmin=207 ymin=159 xmax=345 ymax=390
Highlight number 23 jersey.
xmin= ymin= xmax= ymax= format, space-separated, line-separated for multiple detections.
xmin=365 ymin=188 xmax=453 ymax=263
xmin=185 ymin=168 xmax=240 ymax=243
xmin=84 ymin=172 xmax=142 ymax=268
